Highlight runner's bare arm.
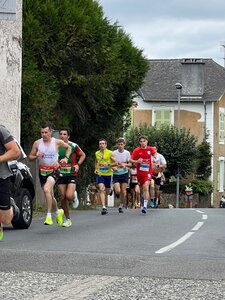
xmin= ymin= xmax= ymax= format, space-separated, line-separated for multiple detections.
xmin=28 ymin=140 xmax=39 ymax=161
xmin=0 ymin=140 xmax=21 ymax=163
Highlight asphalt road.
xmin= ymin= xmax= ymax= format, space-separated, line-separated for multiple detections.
xmin=1 ymin=207 xmax=225 ymax=299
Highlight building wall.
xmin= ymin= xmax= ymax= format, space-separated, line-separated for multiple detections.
xmin=132 ymin=97 xmax=222 ymax=206
xmin=213 ymin=94 xmax=225 ymax=207
xmin=132 ymin=98 xmax=214 ymax=146
xmin=0 ymin=0 xmax=22 ymax=140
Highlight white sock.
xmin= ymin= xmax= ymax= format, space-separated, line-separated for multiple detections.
xmin=144 ymin=200 xmax=148 ymax=208
xmin=55 ymin=210 xmax=59 ymax=216
xmin=47 ymin=213 xmax=52 ymax=218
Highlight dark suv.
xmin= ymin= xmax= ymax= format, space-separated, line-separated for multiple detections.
xmin=9 ymin=161 xmax=35 ymax=229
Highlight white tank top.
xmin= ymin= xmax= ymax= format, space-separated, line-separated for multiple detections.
xmin=38 ymin=137 xmax=58 ymax=165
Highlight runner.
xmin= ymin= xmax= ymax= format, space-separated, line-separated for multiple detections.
xmin=95 ymin=138 xmax=117 ymax=215
xmin=129 ymin=164 xmax=141 ymax=209
xmin=29 ymin=123 xmax=71 ymax=226
xmin=0 ymin=125 xmax=21 ymax=241
xmin=150 ymin=145 xmax=167 ymax=208
xmin=58 ymin=128 xmax=86 ymax=227
xmin=112 ymin=138 xmax=131 ymax=213
xmin=130 ymin=135 xmax=156 ymax=214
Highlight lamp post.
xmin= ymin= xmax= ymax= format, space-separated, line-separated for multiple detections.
xmin=175 ymin=82 xmax=182 ymax=208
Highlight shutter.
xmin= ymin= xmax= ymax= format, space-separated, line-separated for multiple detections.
xmin=154 ymin=110 xmax=171 ymax=126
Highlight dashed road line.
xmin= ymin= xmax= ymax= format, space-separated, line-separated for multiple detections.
xmin=155 ymin=210 xmax=208 ymax=254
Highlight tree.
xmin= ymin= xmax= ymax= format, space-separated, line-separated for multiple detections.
xmin=125 ymin=123 xmax=198 ymax=178
xmin=194 ymin=140 xmax=212 ymax=180
xmin=22 ymin=0 xmax=149 ymax=147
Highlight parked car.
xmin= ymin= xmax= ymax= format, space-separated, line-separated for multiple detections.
xmin=8 ymin=161 xmax=35 ymax=229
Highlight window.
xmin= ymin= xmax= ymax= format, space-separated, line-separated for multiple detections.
xmin=217 ymin=157 xmax=225 ymax=192
xmin=219 ymin=108 xmax=225 ymax=144
xmin=153 ymin=108 xmax=173 ymax=127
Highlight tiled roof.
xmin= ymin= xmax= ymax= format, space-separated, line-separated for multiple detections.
xmin=140 ymin=59 xmax=225 ymax=102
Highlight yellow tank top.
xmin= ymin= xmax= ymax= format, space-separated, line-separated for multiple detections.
xmin=95 ymin=149 xmax=113 ymax=176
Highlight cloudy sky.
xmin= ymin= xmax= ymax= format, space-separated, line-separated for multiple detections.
xmin=98 ymin=0 xmax=225 ymax=67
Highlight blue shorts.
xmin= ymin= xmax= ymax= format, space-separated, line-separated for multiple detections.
xmin=97 ymin=175 xmax=112 ymax=188
xmin=113 ymin=173 xmax=129 ymax=184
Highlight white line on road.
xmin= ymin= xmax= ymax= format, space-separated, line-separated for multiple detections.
xmin=192 ymin=221 xmax=204 ymax=231
xmin=202 ymin=214 xmax=208 ymax=220
xmin=195 ymin=210 xmax=204 ymax=214
xmin=156 ymin=210 xmax=208 ymax=254
xmin=155 ymin=232 xmax=194 ymax=254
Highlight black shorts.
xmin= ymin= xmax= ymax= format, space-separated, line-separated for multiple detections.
xmin=39 ymin=169 xmax=60 ymax=186
xmin=152 ymin=176 xmax=161 ymax=186
xmin=129 ymin=182 xmax=139 ymax=189
xmin=57 ymin=176 xmax=77 ymax=185
xmin=0 ymin=177 xmax=11 ymax=210
xmin=113 ymin=173 xmax=129 ymax=184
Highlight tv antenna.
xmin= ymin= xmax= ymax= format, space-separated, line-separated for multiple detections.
xmin=220 ymin=41 xmax=225 ymax=67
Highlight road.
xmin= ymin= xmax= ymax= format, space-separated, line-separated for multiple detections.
xmin=1 ymin=207 xmax=225 ymax=299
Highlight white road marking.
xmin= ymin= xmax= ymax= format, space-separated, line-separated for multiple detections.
xmin=195 ymin=210 xmax=204 ymax=214
xmin=156 ymin=210 xmax=208 ymax=254
xmin=192 ymin=221 xmax=204 ymax=231
xmin=155 ymin=232 xmax=194 ymax=254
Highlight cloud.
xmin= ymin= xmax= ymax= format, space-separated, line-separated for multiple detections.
xmin=98 ymin=0 xmax=225 ymax=65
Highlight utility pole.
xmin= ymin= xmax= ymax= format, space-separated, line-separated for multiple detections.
xmin=175 ymin=83 xmax=182 ymax=208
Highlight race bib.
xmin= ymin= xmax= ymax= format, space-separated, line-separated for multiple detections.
xmin=140 ymin=164 xmax=149 ymax=172
xmin=99 ymin=165 xmax=109 ymax=172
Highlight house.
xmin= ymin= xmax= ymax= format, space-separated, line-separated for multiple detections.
xmin=132 ymin=58 xmax=225 ymax=207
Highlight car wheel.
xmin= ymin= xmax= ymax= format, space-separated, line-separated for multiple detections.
xmin=11 ymin=188 xmax=33 ymax=229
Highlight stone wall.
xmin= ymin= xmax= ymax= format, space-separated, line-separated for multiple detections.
xmin=0 ymin=0 xmax=22 ymax=140
xmin=159 ymin=193 xmax=212 ymax=208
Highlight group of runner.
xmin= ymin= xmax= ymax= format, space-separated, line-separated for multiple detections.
xmin=95 ymin=135 xmax=167 ymax=215
xmin=0 ymin=123 xmax=167 ymax=241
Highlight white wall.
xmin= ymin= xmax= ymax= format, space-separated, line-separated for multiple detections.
xmin=0 ymin=0 xmax=22 ymax=140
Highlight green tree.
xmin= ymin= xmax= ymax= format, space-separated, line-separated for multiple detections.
xmin=125 ymin=123 xmax=198 ymax=178
xmin=22 ymin=0 xmax=148 ymax=146
xmin=194 ymin=141 xmax=212 ymax=180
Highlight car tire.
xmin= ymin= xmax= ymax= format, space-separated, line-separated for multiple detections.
xmin=11 ymin=188 xmax=33 ymax=229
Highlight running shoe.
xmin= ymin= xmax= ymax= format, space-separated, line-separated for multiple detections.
xmin=44 ymin=216 xmax=53 ymax=225
xmin=73 ymin=191 xmax=79 ymax=209
xmin=0 ymin=222 xmax=3 ymax=241
xmin=62 ymin=219 xmax=72 ymax=228
xmin=141 ymin=207 xmax=147 ymax=214
xmin=118 ymin=207 xmax=124 ymax=213
xmin=101 ymin=208 xmax=108 ymax=215
xmin=149 ymin=201 xmax=154 ymax=208
xmin=56 ymin=209 xmax=64 ymax=226
xmin=10 ymin=197 xmax=20 ymax=222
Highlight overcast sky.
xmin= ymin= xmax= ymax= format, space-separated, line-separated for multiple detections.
xmin=98 ymin=0 xmax=225 ymax=67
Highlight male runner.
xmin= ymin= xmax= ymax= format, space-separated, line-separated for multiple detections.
xmin=130 ymin=135 xmax=155 ymax=214
xmin=29 ymin=124 xmax=71 ymax=226
xmin=58 ymin=128 xmax=86 ymax=227
xmin=0 ymin=125 xmax=21 ymax=241
xmin=95 ymin=138 xmax=117 ymax=215
xmin=112 ymin=138 xmax=131 ymax=213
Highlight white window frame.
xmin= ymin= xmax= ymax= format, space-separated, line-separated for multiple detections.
xmin=152 ymin=106 xmax=174 ymax=127
xmin=218 ymin=157 xmax=225 ymax=192
xmin=219 ymin=108 xmax=225 ymax=144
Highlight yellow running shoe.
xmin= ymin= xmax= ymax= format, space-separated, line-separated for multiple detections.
xmin=62 ymin=219 xmax=72 ymax=228
xmin=56 ymin=209 xmax=64 ymax=226
xmin=0 ymin=223 xmax=3 ymax=241
xmin=44 ymin=216 xmax=53 ymax=225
